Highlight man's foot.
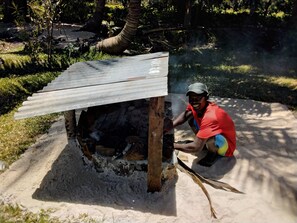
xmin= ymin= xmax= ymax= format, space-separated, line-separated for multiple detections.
xmin=198 ymin=151 xmax=219 ymax=167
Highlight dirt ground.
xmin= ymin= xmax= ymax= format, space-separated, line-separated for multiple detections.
xmin=0 ymin=94 xmax=296 ymax=223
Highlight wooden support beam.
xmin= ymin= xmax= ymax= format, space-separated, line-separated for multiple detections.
xmin=147 ymin=96 xmax=164 ymax=192
xmin=64 ymin=110 xmax=77 ymax=140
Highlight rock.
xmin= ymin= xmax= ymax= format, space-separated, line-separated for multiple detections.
xmin=0 ymin=160 xmax=7 ymax=171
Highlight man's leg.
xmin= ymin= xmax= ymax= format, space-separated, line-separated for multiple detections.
xmin=198 ymin=135 xmax=228 ymax=167
xmin=205 ymin=136 xmax=217 ymax=153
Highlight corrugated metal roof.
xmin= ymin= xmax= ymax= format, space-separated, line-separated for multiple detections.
xmin=14 ymin=52 xmax=169 ymax=120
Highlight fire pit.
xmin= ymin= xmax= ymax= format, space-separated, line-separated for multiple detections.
xmin=76 ymin=99 xmax=174 ymax=176
xmin=14 ymin=52 xmax=172 ymax=191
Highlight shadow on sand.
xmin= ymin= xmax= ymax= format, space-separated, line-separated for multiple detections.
xmin=32 ymin=141 xmax=179 ymax=216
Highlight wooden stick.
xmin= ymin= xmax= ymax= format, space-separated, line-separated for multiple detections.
xmin=147 ymin=96 xmax=164 ymax=192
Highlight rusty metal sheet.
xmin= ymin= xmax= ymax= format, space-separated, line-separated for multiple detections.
xmin=14 ymin=52 xmax=169 ymax=120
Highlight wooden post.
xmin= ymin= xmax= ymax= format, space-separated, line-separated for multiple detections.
xmin=147 ymin=96 xmax=164 ymax=192
xmin=64 ymin=110 xmax=77 ymax=141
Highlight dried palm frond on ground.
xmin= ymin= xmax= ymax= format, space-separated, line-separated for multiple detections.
xmin=177 ymin=157 xmax=244 ymax=218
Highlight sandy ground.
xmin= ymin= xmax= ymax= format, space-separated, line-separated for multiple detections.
xmin=0 ymin=94 xmax=297 ymax=223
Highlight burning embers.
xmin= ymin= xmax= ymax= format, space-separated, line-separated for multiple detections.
xmin=77 ymin=99 xmax=174 ymax=175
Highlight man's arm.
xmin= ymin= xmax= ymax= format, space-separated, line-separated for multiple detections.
xmin=163 ymin=110 xmax=192 ymax=133
xmin=174 ymin=136 xmax=207 ymax=153
xmin=172 ymin=110 xmax=192 ymax=128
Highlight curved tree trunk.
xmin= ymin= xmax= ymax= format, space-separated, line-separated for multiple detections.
xmin=96 ymin=0 xmax=141 ymax=55
xmin=184 ymin=0 xmax=192 ymax=28
xmin=81 ymin=0 xmax=106 ymax=33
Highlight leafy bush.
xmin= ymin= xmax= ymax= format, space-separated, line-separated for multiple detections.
xmin=59 ymin=0 xmax=93 ymax=23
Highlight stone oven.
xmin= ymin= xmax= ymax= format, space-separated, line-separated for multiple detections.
xmin=15 ymin=52 xmax=174 ymax=192
xmin=76 ymin=98 xmax=174 ymax=179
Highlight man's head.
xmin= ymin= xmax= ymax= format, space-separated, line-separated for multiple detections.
xmin=186 ymin=82 xmax=209 ymax=96
xmin=186 ymin=83 xmax=209 ymax=111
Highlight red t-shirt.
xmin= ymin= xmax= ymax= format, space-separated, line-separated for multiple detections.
xmin=186 ymin=102 xmax=236 ymax=156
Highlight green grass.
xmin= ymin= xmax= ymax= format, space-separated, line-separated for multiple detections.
xmin=0 ymin=202 xmax=101 ymax=223
xmin=269 ymin=76 xmax=297 ymax=91
xmin=0 ymin=203 xmax=60 ymax=223
xmin=0 ymin=72 xmax=59 ymax=114
xmin=0 ymin=109 xmax=58 ymax=166
xmin=0 ymin=41 xmax=111 ymax=78
xmin=169 ymin=47 xmax=297 ymax=109
xmin=0 ymin=44 xmax=61 ymax=167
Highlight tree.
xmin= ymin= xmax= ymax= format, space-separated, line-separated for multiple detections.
xmin=291 ymin=0 xmax=297 ymax=28
xmin=96 ymin=0 xmax=141 ymax=55
xmin=247 ymin=0 xmax=259 ymax=15
xmin=172 ymin=0 xmax=186 ymax=25
xmin=3 ymin=0 xmax=28 ymax=22
xmin=172 ymin=0 xmax=192 ymax=27
xmin=184 ymin=0 xmax=192 ymax=28
xmin=81 ymin=0 xmax=106 ymax=33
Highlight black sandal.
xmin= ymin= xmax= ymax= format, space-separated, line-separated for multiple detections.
xmin=198 ymin=151 xmax=220 ymax=167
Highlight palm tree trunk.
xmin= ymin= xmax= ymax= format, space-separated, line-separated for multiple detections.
xmin=184 ymin=0 xmax=192 ymax=28
xmin=96 ymin=0 xmax=141 ymax=55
